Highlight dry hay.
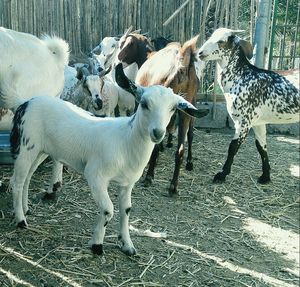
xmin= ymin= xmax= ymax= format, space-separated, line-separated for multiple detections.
xmin=0 ymin=128 xmax=299 ymax=287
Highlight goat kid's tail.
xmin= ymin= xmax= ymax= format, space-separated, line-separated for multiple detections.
xmin=0 ymin=85 xmax=27 ymax=112
xmin=41 ymin=35 xmax=70 ymax=68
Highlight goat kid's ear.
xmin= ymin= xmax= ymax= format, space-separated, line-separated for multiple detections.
xmin=115 ymin=63 xmax=143 ymax=102
xmin=177 ymin=100 xmax=210 ymax=118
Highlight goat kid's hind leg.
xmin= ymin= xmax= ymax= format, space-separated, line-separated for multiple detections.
xmin=22 ymin=153 xmax=48 ymax=215
xmin=44 ymin=161 xmax=63 ymax=200
xmin=253 ymin=125 xmax=271 ymax=184
xmin=118 ymin=184 xmax=136 ymax=256
xmin=213 ymin=124 xmax=249 ymax=183
xmin=12 ymin=152 xmax=39 ymax=227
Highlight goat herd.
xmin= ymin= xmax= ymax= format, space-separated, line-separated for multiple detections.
xmin=0 ymin=26 xmax=299 ymax=256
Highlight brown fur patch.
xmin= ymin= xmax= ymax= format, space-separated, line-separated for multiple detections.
xmin=0 ymin=108 xmax=9 ymax=121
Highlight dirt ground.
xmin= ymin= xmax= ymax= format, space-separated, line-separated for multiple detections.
xmin=0 ymin=128 xmax=299 ymax=287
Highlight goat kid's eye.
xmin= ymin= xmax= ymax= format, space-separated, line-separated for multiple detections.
xmin=171 ymin=106 xmax=177 ymax=112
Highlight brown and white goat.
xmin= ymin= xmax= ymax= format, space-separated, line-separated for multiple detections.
xmin=133 ymin=35 xmax=209 ymax=196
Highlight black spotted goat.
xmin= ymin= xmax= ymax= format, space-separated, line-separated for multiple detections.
xmin=197 ymin=28 xmax=299 ymax=184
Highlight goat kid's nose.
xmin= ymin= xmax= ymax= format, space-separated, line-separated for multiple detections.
xmin=152 ymin=129 xmax=165 ymax=142
xmin=198 ymin=50 xmax=205 ymax=60
xmin=95 ymin=97 xmax=103 ymax=110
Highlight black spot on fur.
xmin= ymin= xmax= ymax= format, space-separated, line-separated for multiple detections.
xmin=104 ymin=211 xmax=109 ymax=216
xmin=125 ymin=207 xmax=131 ymax=215
xmin=91 ymin=244 xmax=103 ymax=255
xmin=17 ymin=220 xmax=27 ymax=228
xmin=52 ymin=182 xmax=61 ymax=192
xmin=10 ymin=101 xmax=29 ymax=159
xmin=43 ymin=191 xmax=56 ymax=200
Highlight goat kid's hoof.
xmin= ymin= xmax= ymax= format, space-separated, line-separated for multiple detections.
xmin=17 ymin=220 xmax=28 ymax=228
xmin=42 ymin=191 xmax=56 ymax=201
xmin=213 ymin=172 xmax=226 ymax=183
xmin=91 ymin=244 xmax=103 ymax=255
xmin=121 ymin=246 xmax=137 ymax=256
xmin=186 ymin=162 xmax=193 ymax=171
xmin=143 ymin=176 xmax=153 ymax=187
xmin=168 ymin=184 xmax=179 ymax=197
xmin=25 ymin=209 xmax=32 ymax=215
xmin=257 ymin=175 xmax=271 ymax=185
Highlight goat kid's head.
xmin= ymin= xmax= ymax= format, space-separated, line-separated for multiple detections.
xmin=115 ymin=63 xmax=209 ymax=143
xmin=83 ymin=75 xmax=104 ymax=111
xmin=89 ymin=37 xmax=119 ymax=72
xmin=197 ymin=28 xmax=253 ymax=62
xmin=117 ymin=34 xmax=153 ymax=68
xmin=77 ymin=68 xmax=104 ymax=111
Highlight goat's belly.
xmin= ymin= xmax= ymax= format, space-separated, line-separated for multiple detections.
xmin=254 ymin=110 xmax=299 ymax=125
xmin=51 ymin=155 xmax=85 ymax=174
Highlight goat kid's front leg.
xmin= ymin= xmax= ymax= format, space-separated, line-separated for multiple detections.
xmin=186 ymin=118 xmax=195 ymax=171
xmin=169 ymin=112 xmax=190 ymax=196
xmin=85 ymin=172 xmax=113 ymax=255
xmin=213 ymin=124 xmax=249 ymax=183
xmin=43 ymin=161 xmax=63 ymax=200
xmin=253 ymin=125 xmax=271 ymax=184
xmin=118 ymin=184 xmax=136 ymax=256
xmin=143 ymin=144 xmax=160 ymax=187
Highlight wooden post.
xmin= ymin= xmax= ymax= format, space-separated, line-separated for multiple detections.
xmin=253 ymin=0 xmax=272 ymax=68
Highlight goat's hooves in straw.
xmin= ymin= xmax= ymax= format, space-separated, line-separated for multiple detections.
xmin=186 ymin=162 xmax=193 ymax=171
xmin=91 ymin=244 xmax=103 ymax=255
xmin=257 ymin=176 xmax=271 ymax=184
xmin=17 ymin=220 xmax=27 ymax=228
xmin=213 ymin=172 xmax=226 ymax=183
xmin=168 ymin=184 xmax=179 ymax=197
xmin=42 ymin=191 xmax=56 ymax=201
xmin=121 ymin=246 xmax=137 ymax=256
xmin=143 ymin=176 xmax=153 ymax=187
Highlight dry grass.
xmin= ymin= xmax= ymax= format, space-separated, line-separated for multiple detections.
xmin=0 ymin=128 xmax=299 ymax=287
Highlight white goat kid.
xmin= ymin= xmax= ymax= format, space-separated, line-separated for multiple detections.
xmin=83 ymin=74 xmax=118 ymax=117
xmin=61 ymin=67 xmax=118 ymax=117
xmin=197 ymin=28 xmax=300 ymax=184
xmin=10 ymin=63 xmax=202 ymax=256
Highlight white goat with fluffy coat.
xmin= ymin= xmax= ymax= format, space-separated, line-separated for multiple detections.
xmin=197 ymin=28 xmax=300 ymax=184
xmin=0 ymin=26 xmax=69 ymax=193
xmin=10 ymin=64 xmax=203 ymax=256
xmin=0 ymin=26 xmax=69 ymax=109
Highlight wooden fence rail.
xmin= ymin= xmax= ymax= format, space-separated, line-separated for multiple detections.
xmin=0 ymin=0 xmax=243 ymax=58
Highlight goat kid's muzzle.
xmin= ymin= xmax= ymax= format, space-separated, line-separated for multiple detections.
xmin=93 ymin=97 xmax=103 ymax=110
xmin=150 ymin=128 xmax=165 ymax=144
